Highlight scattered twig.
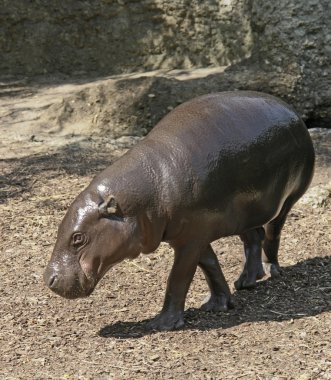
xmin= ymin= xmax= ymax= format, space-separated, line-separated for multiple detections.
xmin=260 ymin=305 xmax=308 ymax=317
xmin=125 ymin=261 xmax=152 ymax=272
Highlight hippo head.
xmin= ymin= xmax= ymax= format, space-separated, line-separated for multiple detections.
xmin=43 ymin=189 xmax=142 ymax=299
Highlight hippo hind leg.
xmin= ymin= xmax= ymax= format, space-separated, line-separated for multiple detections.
xmin=199 ymin=244 xmax=234 ymax=312
xmin=234 ymin=227 xmax=266 ymax=290
xmin=262 ymin=198 xmax=295 ymax=278
xmin=235 ymin=196 xmax=299 ymax=290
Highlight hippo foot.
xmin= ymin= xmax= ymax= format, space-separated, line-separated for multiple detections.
xmin=262 ymin=262 xmax=282 ymax=278
xmin=234 ymin=267 xmax=265 ymax=291
xmin=147 ymin=311 xmax=185 ymax=331
xmin=200 ymin=294 xmax=234 ymax=312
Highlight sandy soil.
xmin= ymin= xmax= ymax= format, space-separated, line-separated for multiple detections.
xmin=0 ymin=74 xmax=330 ymax=380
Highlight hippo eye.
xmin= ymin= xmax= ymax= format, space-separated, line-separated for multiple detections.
xmin=72 ymin=232 xmax=86 ymax=248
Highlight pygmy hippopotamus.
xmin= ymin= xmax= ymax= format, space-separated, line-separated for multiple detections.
xmin=44 ymin=91 xmax=315 ymax=330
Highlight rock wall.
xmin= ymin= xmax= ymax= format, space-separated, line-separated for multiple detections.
xmin=250 ymin=0 xmax=331 ymax=126
xmin=1 ymin=0 xmax=330 ymax=127
xmin=0 ymin=0 xmax=253 ymax=75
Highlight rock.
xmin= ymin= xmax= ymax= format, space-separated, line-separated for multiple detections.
xmin=0 ymin=0 xmax=253 ymax=75
xmin=298 ymin=181 xmax=331 ymax=208
xmin=309 ymin=128 xmax=331 ymax=142
xmin=114 ymin=136 xmax=142 ymax=148
xmin=1 ymin=0 xmax=330 ymax=129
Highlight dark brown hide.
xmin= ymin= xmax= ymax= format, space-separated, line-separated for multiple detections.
xmin=44 ymin=92 xmax=315 ymax=330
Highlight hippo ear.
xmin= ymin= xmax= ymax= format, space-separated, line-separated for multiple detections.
xmin=99 ymin=194 xmax=120 ymax=217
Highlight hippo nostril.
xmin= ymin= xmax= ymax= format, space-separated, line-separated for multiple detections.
xmin=48 ymin=274 xmax=58 ymax=289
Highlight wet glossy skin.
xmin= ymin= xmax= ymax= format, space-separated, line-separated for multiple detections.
xmin=44 ymin=91 xmax=315 ymax=330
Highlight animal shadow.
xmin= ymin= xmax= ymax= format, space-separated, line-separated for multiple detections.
xmin=99 ymin=255 xmax=331 ymax=339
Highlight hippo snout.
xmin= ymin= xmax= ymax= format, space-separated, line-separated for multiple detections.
xmin=44 ymin=262 xmax=95 ymax=299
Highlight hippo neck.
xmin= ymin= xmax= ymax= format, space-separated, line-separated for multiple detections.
xmin=92 ymin=148 xmax=155 ymax=211
xmin=90 ymin=145 xmax=167 ymax=253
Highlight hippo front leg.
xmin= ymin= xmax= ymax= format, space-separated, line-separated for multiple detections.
xmin=148 ymin=242 xmax=201 ymax=331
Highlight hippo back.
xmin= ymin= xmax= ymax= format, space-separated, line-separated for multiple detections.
xmin=143 ymin=92 xmax=314 ymax=214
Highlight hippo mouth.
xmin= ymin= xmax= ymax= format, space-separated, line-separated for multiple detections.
xmin=44 ymin=263 xmax=96 ymax=299
xmin=79 ymin=252 xmax=120 ymax=288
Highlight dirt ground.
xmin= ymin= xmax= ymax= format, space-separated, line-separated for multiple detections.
xmin=0 ymin=74 xmax=330 ymax=380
